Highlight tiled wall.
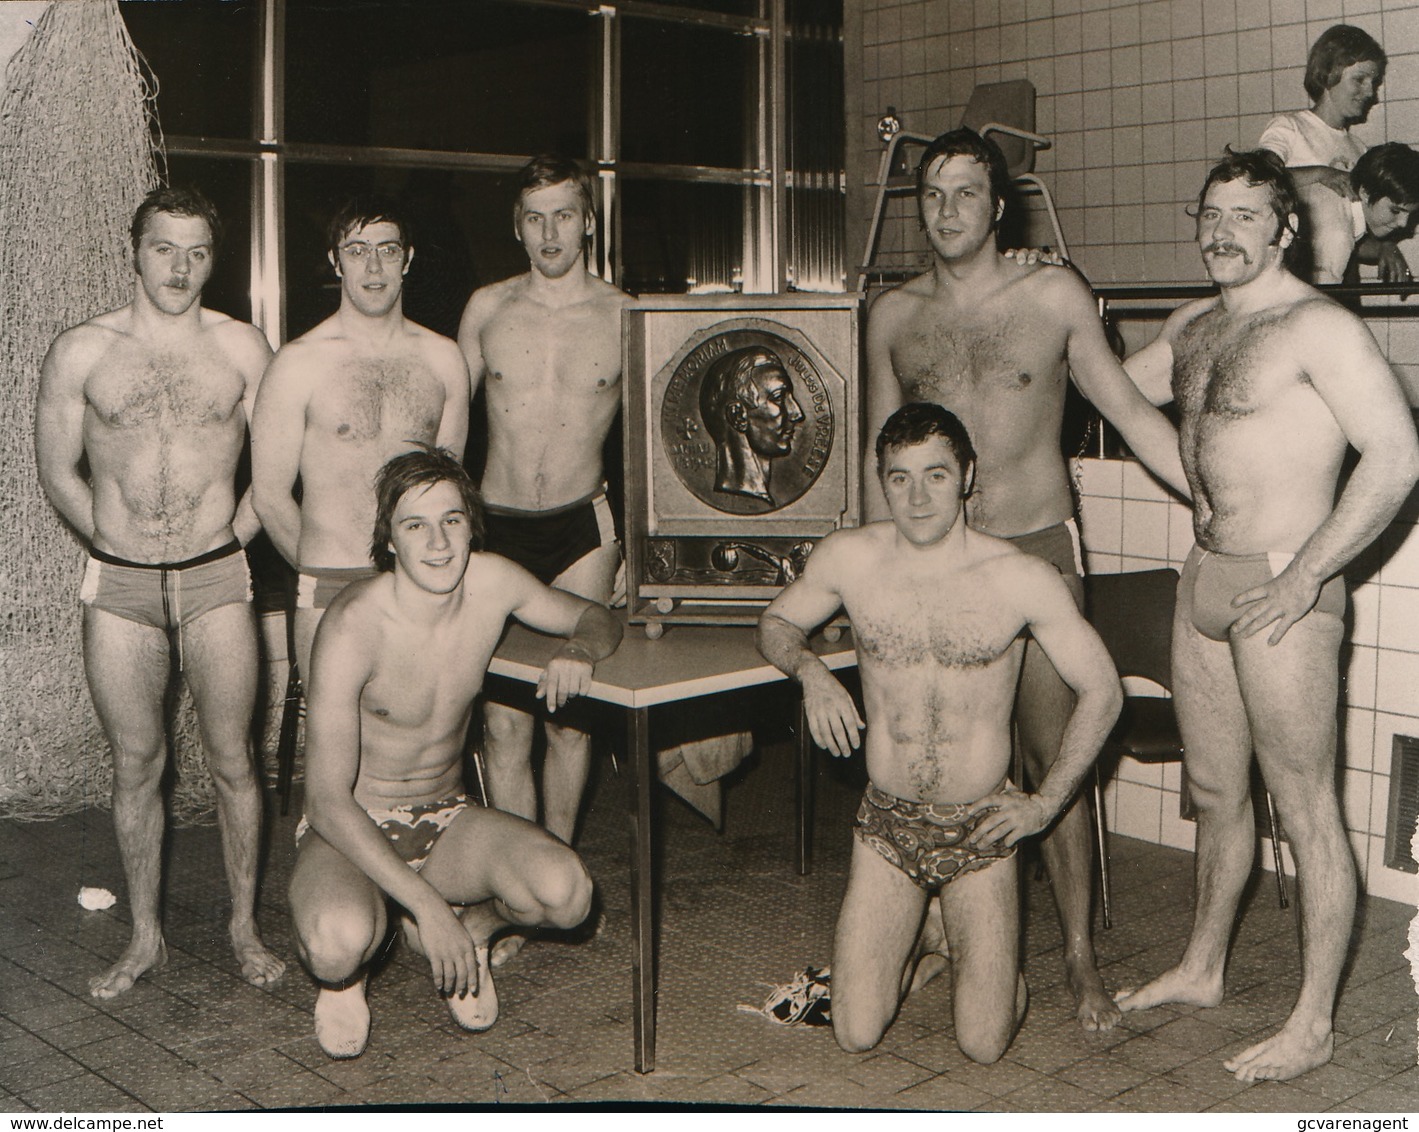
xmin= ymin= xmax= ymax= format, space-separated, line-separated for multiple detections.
xmin=845 ymin=0 xmax=1419 ymax=286
xmin=845 ymin=2 xmax=1419 ymax=902
xmin=1077 ymin=457 xmax=1419 ymax=903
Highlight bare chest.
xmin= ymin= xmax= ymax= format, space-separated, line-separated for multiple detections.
xmin=481 ymin=302 xmax=621 ymax=399
xmin=312 ymin=355 xmax=445 ymax=444
xmin=361 ymin=620 xmax=498 ymax=727
xmin=891 ymin=305 xmax=1065 ymax=415
xmin=1173 ymin=309 xmax=1305 ymax=426
xmin=849 ymin=583 xmax=1023 ymax=670
xmin=86 ymin=344 xmax=245 ymax=434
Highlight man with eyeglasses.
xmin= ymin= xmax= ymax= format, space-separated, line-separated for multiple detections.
xmin=252 ymin=197 xmax=469 ymax=679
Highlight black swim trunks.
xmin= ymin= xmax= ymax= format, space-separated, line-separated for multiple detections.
xmin=482 ymin=487 xmax=618 ymax=586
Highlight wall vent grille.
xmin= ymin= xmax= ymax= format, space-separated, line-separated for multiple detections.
xmin=1384 ymin=734 xmax=1419 ymax=875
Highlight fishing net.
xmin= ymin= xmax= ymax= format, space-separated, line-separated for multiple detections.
xmin=0 ymin=1 xmax=222 ymax=824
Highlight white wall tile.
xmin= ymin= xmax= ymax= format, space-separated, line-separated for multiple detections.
xmin=1346 ymin=644 xmax=1378 ymax=710
xmin=1351 ymin=581 xmax=1382 ymax=647
xmin=1114 ymin=780 xmax=1163 ymax=841
xmin=1343 ymin=768 xmax=1373 ymax=834
xmin=1378 ymin=584 xmax=1419 ymax=654
xmin=1117 ymin=755 xmax=1165 ymax=786
xmin=1348 ymin=827 xmax=1372 ymax=886
xmin=1366 ymin=836 xmax=1418 ymax=905
xmin=1081 ymin=495 xmax=1123 ymax=554
xmin=1121 ymin=499 xmax=1172 ymax=559
xmin=1375 ymin=646 xmax=1419 ymax=716
xmin=1369 ymin=770 xmax=1393 ymax=841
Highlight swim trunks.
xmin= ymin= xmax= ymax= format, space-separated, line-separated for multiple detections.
xmin=296 ymin=564 xmax=379 ymax=611
xmin=81 ymin=540 xmax=252 ymax=632
xmin=1180 ymin=544 xmax=1347 ymax=643
xmin=854 ymin=782 xmax=1017 ymax=891
xmin=482 ymin=487 xmax=618 ymax=586
xmin=296 ymin=794 xmax=473 ymax=873
xmin=1007 ymin=517 xmax=1085 ymax=609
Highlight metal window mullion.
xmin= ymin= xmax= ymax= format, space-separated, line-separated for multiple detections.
xmin=251 ymin=0 xmax=285 ymax=347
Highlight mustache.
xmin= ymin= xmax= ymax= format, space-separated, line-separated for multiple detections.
xmin=1204 ymin=242 xmax=1251 ymax=262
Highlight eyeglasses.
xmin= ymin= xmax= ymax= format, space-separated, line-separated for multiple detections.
xmin=339 ymin=241 xmax=405 ymax=262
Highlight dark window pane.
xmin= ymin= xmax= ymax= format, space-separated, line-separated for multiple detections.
xmin=164 ymin=154 xmax=255 ymax=324
xmin=120 ymin=0 xmax=256 ymax=140
xmin=285 ymin=0 xmax=591 ymax=155
xmin=620 ymin=18 xmax=755 ymax=169
xmin=619 ymin=179 xmax=745 ymax=296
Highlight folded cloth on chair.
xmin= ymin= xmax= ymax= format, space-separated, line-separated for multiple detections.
xmin=738 ymin=966 xmax=832 ymax=1027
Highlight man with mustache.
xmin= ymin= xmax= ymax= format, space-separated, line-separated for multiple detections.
xmin=1115 ymin=150 xmax=1418 ymax=1083
xmin=35 ymin=186 xmax=285 ymax=997
xmin=865 ymin=127 xmax=1186 ymax=1031
xmin=252 ymin=197 xmax=469 ymax=679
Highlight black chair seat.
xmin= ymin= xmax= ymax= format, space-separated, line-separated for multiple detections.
xmin=1109 ymin=697 xmax=1184 ymax=761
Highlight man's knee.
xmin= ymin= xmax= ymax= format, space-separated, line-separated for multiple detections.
xmin=110 ymin=743 xmax=168 ymax=794
xmin=832 ymin=1004 xmax=887 ymax=1054
xmin=483 ymin=704 xmax=534 ymax=755
xmin=956 ymin=1026 xmax=1009 ymax=1065
xmin=529 ymin=849 xmax=593 ymax=928
xmin=294 ymin=902 xmax=380 ymax=978
xmin=205 ymin=744 xmax=258 ymax=794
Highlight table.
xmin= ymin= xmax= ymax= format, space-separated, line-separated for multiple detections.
xmin=488 ymin=613 xmax=857 ymax=1073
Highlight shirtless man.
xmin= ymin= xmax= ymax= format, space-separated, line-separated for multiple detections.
xmin=289 ymin=446 xmax=616 ymax=1058
xmin=34 ymin=186 xmax=285 ymax=997
xmin=457 ymin=156 xmax=627 ymax=849
xmin=758 ymin=403 xmax=1122 ymax=1061
xmin=1115 ymin=150 xmax=1419 ymax=1082
xmin=865 ymin=128 xmax=1185 ymax=1029
xmin=252 ymin=197 xmax=469 ymax=678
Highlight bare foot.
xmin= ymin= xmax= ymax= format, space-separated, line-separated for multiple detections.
xmin=490 ymin=932 xmax=527 ymax=969
xmin=1224 ymin=1022 xmax=1333 ymax=1083
xmin=1114 ymin=965 xmax=1224 ymax=1014
xmin=445 ymin=944 xmax=498 ymax=1032
xmin=906 ymin=895 xmax=950 ymax=994
xmin=231 ymin=923 xmax=285 ymax=987
xmin=1067 ymin=958 xmax=1121 ymax=1031
xmin=89 ymin=937 xmax=168 ymax=999
xmin=315 ymin=977 xmax=370 ymax=1059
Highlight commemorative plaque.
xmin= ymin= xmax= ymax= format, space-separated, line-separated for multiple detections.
xmin=623 ymin=294 xmax=862 ymax=633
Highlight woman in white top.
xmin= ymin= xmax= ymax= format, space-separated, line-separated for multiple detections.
xmin=1259 ymin=25 xmax=1386 ymax=283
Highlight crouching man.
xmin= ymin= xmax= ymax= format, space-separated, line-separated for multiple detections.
xmin=757 ymin=404 xmax=1122 ymax=1062
xmin=289 ymin=446 xmax=621 ymax=1058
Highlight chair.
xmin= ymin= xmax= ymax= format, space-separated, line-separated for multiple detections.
xmin=1085 ymin=568 xmax=1289 ymax=929
xmin=857 ymin=80 xmax=1069 ymax=291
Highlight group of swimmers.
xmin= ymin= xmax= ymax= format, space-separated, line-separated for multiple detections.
xmin=34 ymin=76 xmax=1418 ymax=1086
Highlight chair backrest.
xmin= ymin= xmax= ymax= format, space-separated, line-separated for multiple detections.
xmin=1083 ymin=568 xmax=1178 ymax=691
xmin=960 ymin=79 xmax=1036 ymax=176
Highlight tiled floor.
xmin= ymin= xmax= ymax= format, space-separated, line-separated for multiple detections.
xmin=2 ymin=716 xmax=1416 ymax=1112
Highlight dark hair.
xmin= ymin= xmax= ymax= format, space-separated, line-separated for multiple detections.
xmin=915 ymin=127 xmax=1011 ymax=228
xmin=370 ymin=445 xmax=483 ymax=573
xmin=1304 ymin=24 xmax=1385 ymax=103
xmin=699 ymin=347 xmax=783 ymax=445
xmin=327 ymin=195 xmax=412 ymax=259
xmin=1352 ymin=142 xmax=1419 ymax=209
xmin=514 ymin=154 xmax=596 ymax=222
xmin=1195 ymin=149 xmax=1300 ymax=248
xmin=130 ymin=185 xmax=222 ymax=260
xmin=875 ymin=402 xmax=976 ymax=483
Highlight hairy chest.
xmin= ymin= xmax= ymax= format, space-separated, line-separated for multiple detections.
xmin=850 ymin=584 xmax=1023 ymax=670
xmin=891 ymin=304 xmax=1065 ymax=411
xmin=86 ymin=344 xmax=245 ymax=432
xmin=1173 ymin=309 xmax=1305 ymax=424
xmin=314 ymin=356 xmax=445 ymax=443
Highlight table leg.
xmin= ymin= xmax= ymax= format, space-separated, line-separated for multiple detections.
xmin=627 ymin=705 xmax=655 ymax=1073
xmin=796 ymin=695 xmax=815 ymax=876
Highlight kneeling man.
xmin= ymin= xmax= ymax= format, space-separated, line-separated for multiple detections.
xmin=289 ymin=446 xmax=621 ymax=1058
xmin=758 ymin=404 xmax=1122 ymax=1062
